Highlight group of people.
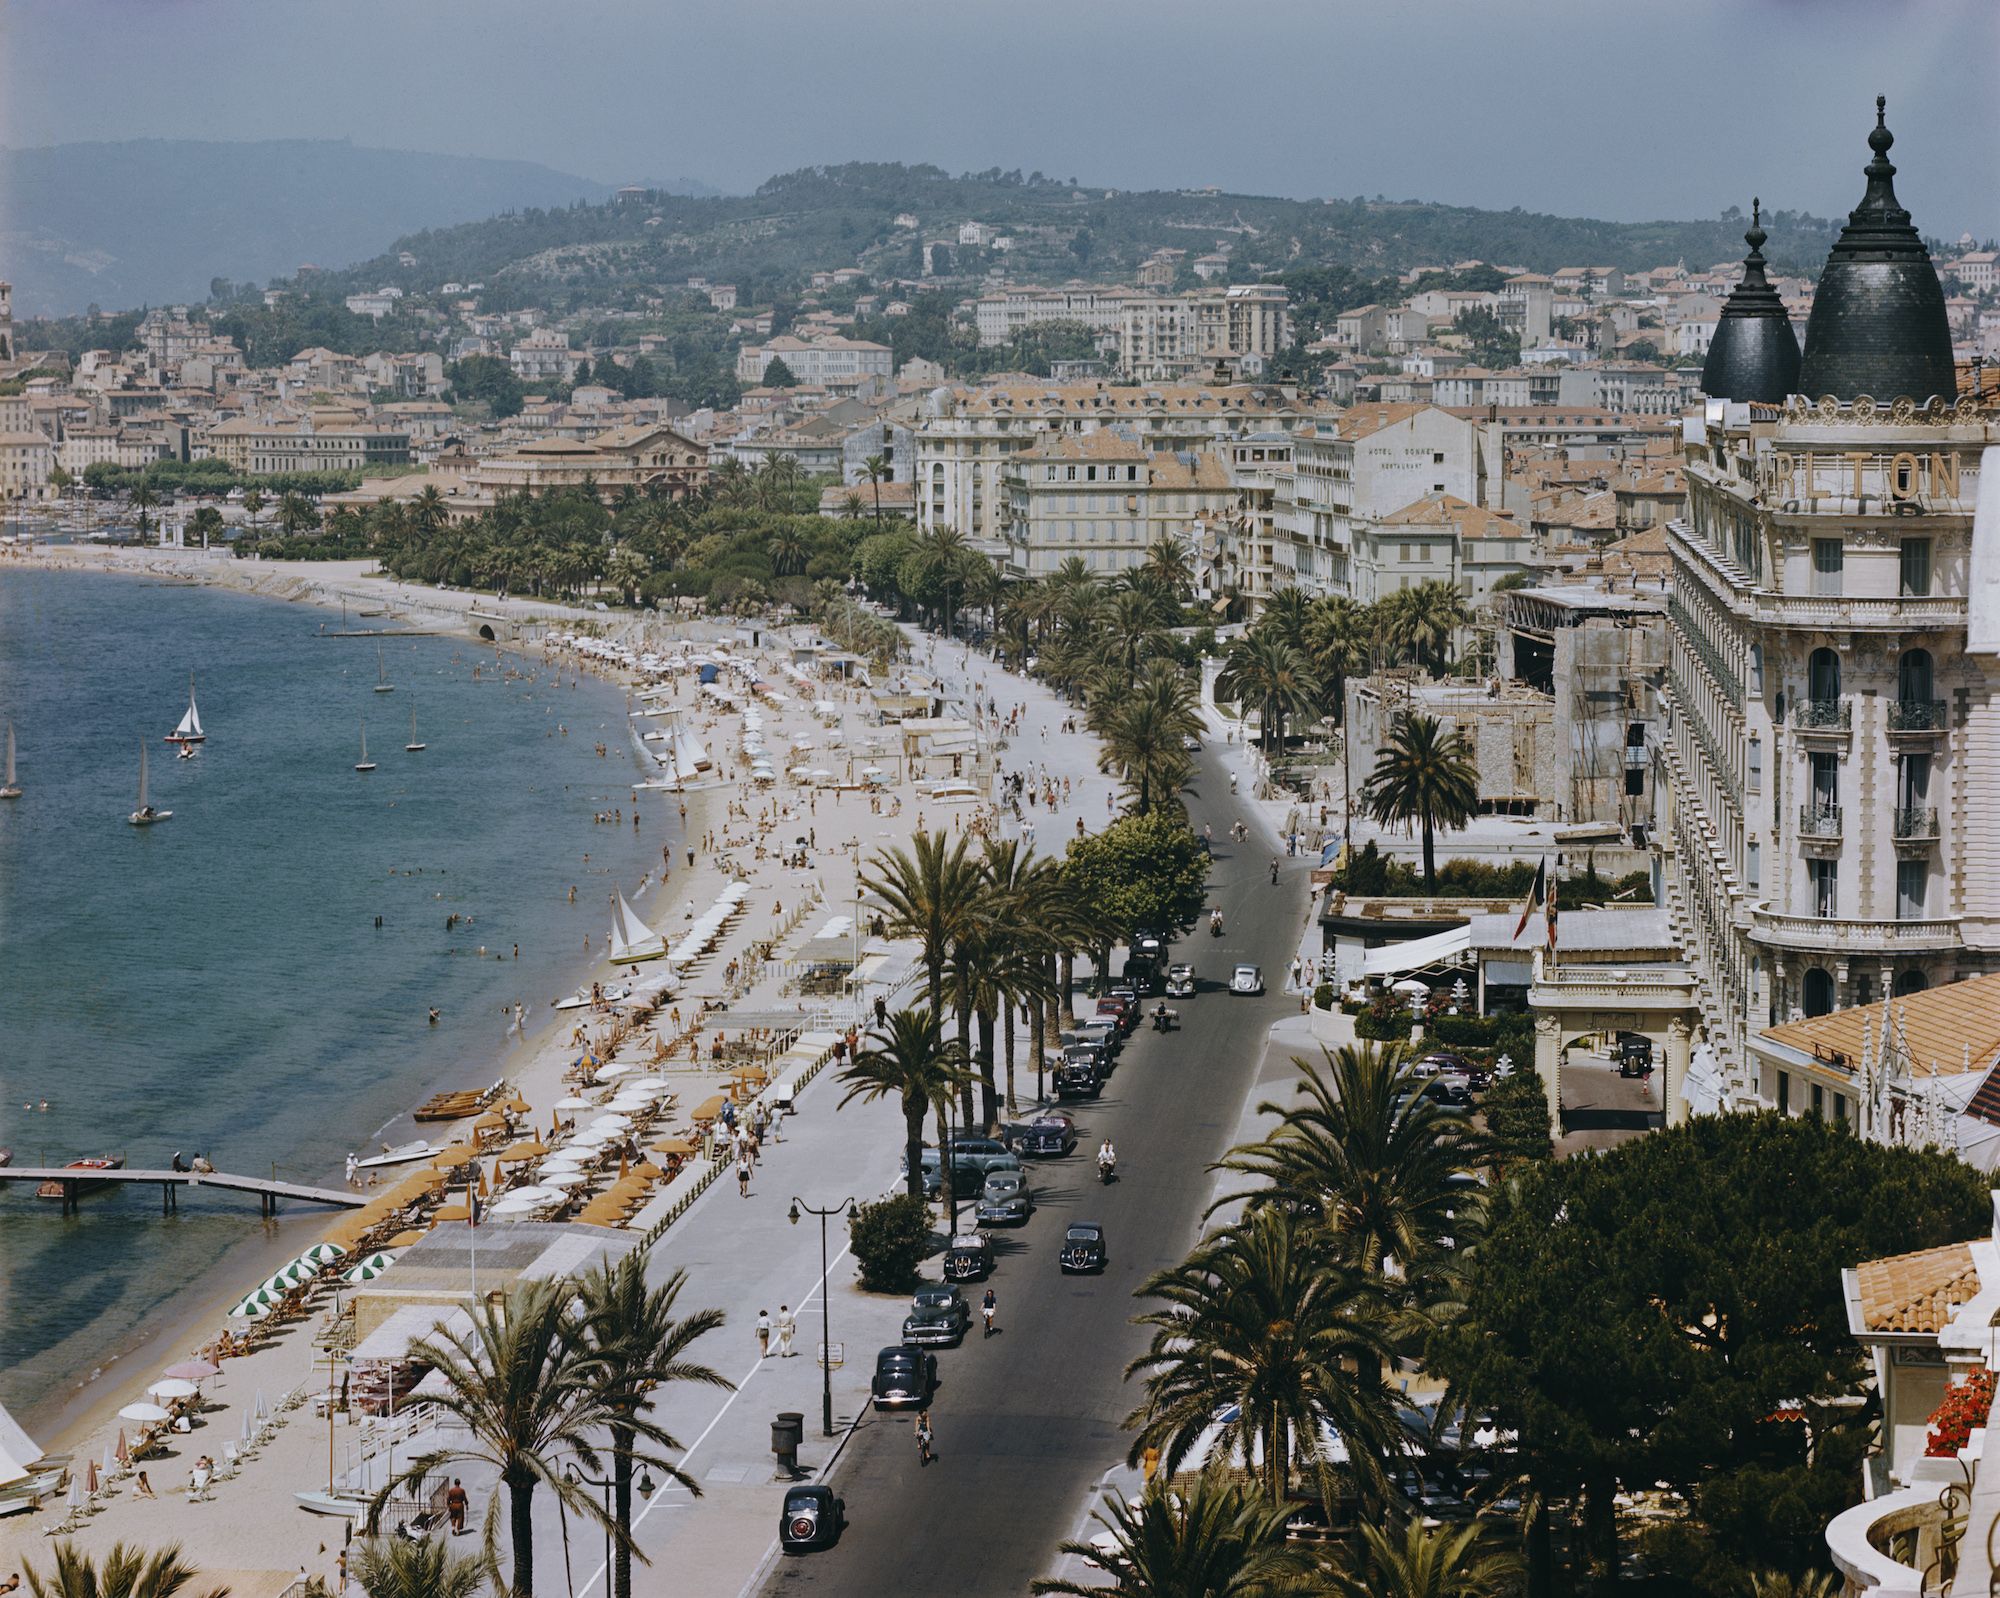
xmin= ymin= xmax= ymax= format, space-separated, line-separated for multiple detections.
xmin=754 ymin=1305 xmax=799 ymax=1358
xmin=168 ymin=1151 xmax=214 ymax=1174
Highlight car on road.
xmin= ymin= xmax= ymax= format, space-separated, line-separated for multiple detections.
xmin=942 ymin=1231 xmax=993 ymax=1281
xmin=1181 ymin=733 xmax=1202 ymax=751
xmin=1074 ymin=1019 xmax=1122 ymax=1059
xmin=1230 ymin=964 xmax=1265 ymax=996
xmin=1165 ymin=963 xmax=1196 ymax=997
xmin=900 ymin=1146 xmax=943 ymax=1198
xmin=1132 ymin=930 xmax=1168 ymax=962
xmin=1055 ymin=1060 xmax=1102 ymax=1101
xmin=1013 ymin=1114 xmax=1076 ymax=1157
xmin=1095 ymin=995 xmax=1137 ymax=1034
xmin=901 ymin=1285 xmax=971 ymax=1346
xmin=1412 ymin=1052 xmax=1466 ymax=1078
xmin=1060 ymin=1222 xmax=1107 ymax=1273
xmin=780 ymin=1484 xmax=846 ymax=1554
xmin=949 ymin=1149 xmax=1021 ymax=1198
xmin=870 ymin=1345 xmax=938 ymax=1410
xmin=1120 ymin=957 xmax=1161 ymax=995
xmin=976 ymin=1169 xmax=1035 ymax=1227
xmin=1431 ymin=1073 xmax=1473 ymax=1106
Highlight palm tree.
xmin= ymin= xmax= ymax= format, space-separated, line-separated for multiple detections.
xmin=1098 ymin=685 xmax=1197 ymax=815
xmin=188 ymin=506 xmax=225 ymax=548
xmin=864 ymin=831 xmax=983 ymax=1044
xmin=25 ymin=1544 xmax=228 ymax=1598
xmin=412 ymin=483 xmax=451 ymax=535
xmin=348 ymin=1538 xmax=484 ymax=1598
xmin=838 ymin=1006 xmax=970 ymax=1200
xmin=1126 ymin=1205 xmax=1398 ymax=1507
xmin=1361 ymin=713 xmax=1480 ymax=893
xmin=918 ymin=524 xmax=975 ymax=636
xmin=1260 ymin=587 xmax=1312 ymax=650
xmin=1031 ymin=1470 xmax=1319 ymax=1597
xmin=861 ymin=452 xmax=891 ymax=526
xmin=1138 ymin=537 xmax=1195 ymax=607
xmin=573 ymin=1257 xmax=731 ymax=1598
xmin=129 ymin=482 xmax=158 ymax=542
xmin=1215 ymin=1043 xmax=1488 ymax=1281
xmin=606 ymin=546 xmax=651 ymax=605
xmin=1303 ymin=596 xmax=1370 ymax=728
xmin=767 ymin=525 xmax=807 ymax=577
xmin=976 ymin=839 xmax=1061 ymax=1115
xmin=388 ymin=1278 xmax=641 ymax=1597
xmin=1101 ymin=588 xmax=1171 ymax=689
xmin=239 ymin=486 xmax=265 ymax=534
xmin=1216 ymin=630 xmax=1320 ymax=754
xmin=276 ymin=491 xmax=318 ymax=538
xmin=1327 ymin=1516 xmax=1524 ymax=1598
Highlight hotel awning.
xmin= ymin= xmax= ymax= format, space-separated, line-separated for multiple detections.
xmin=1362 ymin=925 xmax=1472 ymax=978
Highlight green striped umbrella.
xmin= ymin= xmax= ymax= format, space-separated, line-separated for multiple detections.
xmin=297 ymin=1242 xmax=347 ymax=1267
xmin=341 ymin=1251 xmax=398 ymax=1283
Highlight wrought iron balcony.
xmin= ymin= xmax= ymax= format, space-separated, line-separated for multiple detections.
xmin=1893 ymin=805 xmax=1940 ymax=842
xmin=1886 ymin=698 xmax=1948 ymax=734
xmin=1798 ymin=803 xmax=1843 ymax=840
xmin=1793 ymin=698 xmax=1850 ymax=732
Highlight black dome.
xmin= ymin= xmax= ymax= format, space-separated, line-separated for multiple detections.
xmin=1797 ymin=97 xmax=1956 ymax=404
xmin=1701 ymin=200 xmax=1802 ymax=404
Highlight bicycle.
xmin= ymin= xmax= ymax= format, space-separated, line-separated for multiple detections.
xmin=916 ymin=1412 xmax=935 ymax=1466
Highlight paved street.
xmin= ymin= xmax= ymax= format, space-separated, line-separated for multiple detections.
xmin=754 ymin=743 xmax=1313 ymax=1597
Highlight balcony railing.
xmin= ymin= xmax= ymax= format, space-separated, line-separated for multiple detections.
xmin=1794 ymin=698 xmax=1851 ymax=731
xmin=1887 ymin=698 xmax=1949 ymax=733
xmin=1799 ymin=803 xmax=1844 ymax=838
xmin=1752 ymin=909 xmax=1962 ymax=954
xmin=1894 ymin=805 xmax=1940 ymax=841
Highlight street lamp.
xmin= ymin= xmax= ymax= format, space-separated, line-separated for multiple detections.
xmin=789 ymin=1195 xmax=853 ymax=1438
xmin=565 ymin=1459 xmax=656 ymax=1598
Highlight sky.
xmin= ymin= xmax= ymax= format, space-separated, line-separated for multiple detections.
xmin=4 ymin=0 xmax=1997 ymax=235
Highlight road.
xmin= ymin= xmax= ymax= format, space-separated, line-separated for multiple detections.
xmin=758 ymin=759 xmax=1308 ymax=1596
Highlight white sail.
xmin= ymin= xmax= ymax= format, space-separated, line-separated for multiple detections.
xmin=607 ymin=891 xmax=667 ymax=963
xmin=4 ymin=724 xmax=14 ymax=786
xmin=169 ymin=673 xmax=204 ymax=741
xmin=137 ymin=741 xmax=149 ymax=808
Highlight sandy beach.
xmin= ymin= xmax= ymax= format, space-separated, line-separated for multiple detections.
xmin=0 ymin=542 xmax=1126 ymax=1581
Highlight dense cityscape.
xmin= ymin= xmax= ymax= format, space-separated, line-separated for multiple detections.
xmin=3 ymin=7 xmax=2000 ymax=1597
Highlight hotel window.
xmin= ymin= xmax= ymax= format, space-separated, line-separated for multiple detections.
xmin=1900 ymin=537 xmax=1932 ymax=597
xmin=1834 ymin=1092 xmax=1848 ymax=1126
xmin=1807 ymin=858 xmax=1838 ymax=919
xmin=1811 ymin=1082 xmax=1825 ymax=1119
xmin=1777 ymin=1070 xmax=1790 ymax=1114
xmin=1746 ymin=841 xmax=1760 ymax=891
xmin=1896 ymin=859 xmax=1928 ymax=921
xmin=1747 ymin=736 xmax=1761 ymax=794
xmin=1811 ymin=538 xmax=1844 ymax=596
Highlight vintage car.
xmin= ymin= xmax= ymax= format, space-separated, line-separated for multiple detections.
xmin=870 ymin=1345 xmax=938 ymax=1410
xmin=976 ymin=1169 xmax=1034 ymax=1227
xmin=1060 ymin=1222 xmax=1107 ymax=1274
xmin=1229 ymin=964 xmax=1265 ymax=996
xmin=901 ymin=1285 xmax=971 ymax=1346
xmin=1165 ymin=963 xmax=1197 ymax=998
xmin=1094 ymin=996 xmax=1136 ymax=1035
xmin=1055 ymin=1059 xmax=1102 ymax=1101
xmin=1075 ymin=1019 xmax=1122 ymax=1060
xmin=1014 ymin=1113 xmax=1076 ymax=1157
xmin=779 ymin=1484 xmax=846 ymax=1553
xmin=942 ymin=1231 xmax=994 ymax=1281
xmin=899 ymin=1146 xmax=943 ymax=1198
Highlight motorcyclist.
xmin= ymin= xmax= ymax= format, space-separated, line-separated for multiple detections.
xmin=1152 ymin=1001 xmax=1171 ymax=1031
xmin=1097 ymin=1139 xmax=1117 ymax=1179
xmin=1229 ymin=772 xmax=1239 ymax=793
xmin=1210 ymin=907 xmax=1224 ymax=936
xmin=1270 ymin=857 xmax=1280 ymax=885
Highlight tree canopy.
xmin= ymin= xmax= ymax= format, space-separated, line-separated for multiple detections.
xmin=1062 ymin=810 xmax=1210 ymax=944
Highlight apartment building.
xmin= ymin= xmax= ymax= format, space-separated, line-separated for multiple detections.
xmin=0 ymin=431 xmax=53 ymax=502
xmin=971 ymin=285 xmax=1131 ymax=347
xmin=1659 ymin=102 xmax=1988 ymax=1112
xmin=913 ymin=379 xmax=1317 ymax=554
xmin=997 ymin=430 xmax=1237 ymax=578
xmin=1117 ymin=284 xmax=1292 ymax=380
xmin=509 ymin=330 xmax=582 ymax=384
xmin=205 ymin=414 xmax=412 ymax=475
xmin=733 ymin=335 xmax=893 ymax=387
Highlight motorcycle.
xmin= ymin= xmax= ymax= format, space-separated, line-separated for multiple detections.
xmin=1098 ymin=1156 xmax=1117 ymax=1184
xmin=1151 ymin=1006 xmax=1178 ymax=1033
xmin=1209 ymin=914 xmax=1224 ymax=938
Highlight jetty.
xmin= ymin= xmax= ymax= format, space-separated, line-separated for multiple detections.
xmin=0 ymin=1166 xmax=367 ymax=1216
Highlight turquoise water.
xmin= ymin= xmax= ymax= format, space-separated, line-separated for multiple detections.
xmin=0 ymin=569 xmax=663 ymax=1424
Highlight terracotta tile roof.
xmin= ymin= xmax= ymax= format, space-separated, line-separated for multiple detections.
xmin=1762 ymin=972 xmax=2000 ymax=1084
xmin=1332 ymin=402 xmax=1428 ymax=440
xmin=1854 ymin=1241 xmax=1979 ymax=1334
xmin=1016 ymin=430 xmax=1149 ymax=462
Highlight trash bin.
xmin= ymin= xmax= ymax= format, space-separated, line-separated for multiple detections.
xmin=772 ymin=1412 xmax=804 ymax=1472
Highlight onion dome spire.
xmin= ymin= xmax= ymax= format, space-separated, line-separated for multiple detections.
xmin=1797 ymin=96 xmax=1956 ymax=404
xmin=1701 ymin=198 xmax=1801 ymax=404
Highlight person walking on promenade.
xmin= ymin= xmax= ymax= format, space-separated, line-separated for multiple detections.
xmin=737 ymin=1154 xmax=752 ymax=1198
xmin=446 ymin=1478 xmax=468 ymax=1533
xmin=756 ymin=1309 xmax=772 ymax=1357
xmin=776 ymin=1305 xmax=797 ymax=1357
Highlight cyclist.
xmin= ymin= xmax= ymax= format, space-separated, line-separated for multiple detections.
xmin=981 ymin=1286 xmax=997 ymax=1338
xmin=916 ymin=1408 xmax=935 ymax=1466
xmin=1270 ymin=857 xmax=1281 ymax=885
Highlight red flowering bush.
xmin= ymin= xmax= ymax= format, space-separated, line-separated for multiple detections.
xmin=1924 ymin=1368 xmax=1996 ymax=1457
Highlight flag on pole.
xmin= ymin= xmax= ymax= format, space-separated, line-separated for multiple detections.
xmin=1513 ymin=858 xmax=1547 ymax=941
xmin=1546 ymin=870 xmax=1560 ymax=956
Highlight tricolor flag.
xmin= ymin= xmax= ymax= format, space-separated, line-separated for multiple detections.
xmin=1513 ymin=858 xmax=1547 ymax=941
xmin=1546 ymin=871 xmax=1559 ymax=956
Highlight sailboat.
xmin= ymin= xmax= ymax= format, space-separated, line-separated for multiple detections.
xmin=165 ymin=673 xmax=206 ymax=745
xmin=606 ymin=890 xmax=667 ymax=964
xmin=128 ymin=741 xmax=170 ymax=825
xmin=405 ymin=705 xmax=426 ymax=753
xmin=0 ymin=722 xmax=20 ymax=799
xmin=374 ymin=645 xmax=394 ymax=694
xmin=354 ymin=724 xmax=377 ymax=773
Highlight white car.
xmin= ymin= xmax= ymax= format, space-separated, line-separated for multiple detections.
xmin=1230 ymin=964 xmax=1264 ymax=996
xmin=1181 ymin=734 xmax=1202 ymax=751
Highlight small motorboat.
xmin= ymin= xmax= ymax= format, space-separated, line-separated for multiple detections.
xmin=176 ymin=743 xmax=196 ymax=760
xmin=552 ymin=982 xmax=631 ymax=1012
xmin=38 ymin=1155 xmax=125 ymax=1200
xmin=295 ymin=1489 xmax=371 ymax=1519
xmin=355 ymin=1140 xmax=439 ymax=1172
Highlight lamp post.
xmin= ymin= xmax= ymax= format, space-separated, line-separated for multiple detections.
xmin=789 ymin=1195 xmax=853 ymax=1438
xmin=565 ymin=1459 xmax=656 ymax=1598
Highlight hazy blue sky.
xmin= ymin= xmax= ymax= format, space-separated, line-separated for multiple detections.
xmin=5 ymin=0 xmax=1996 ymax=232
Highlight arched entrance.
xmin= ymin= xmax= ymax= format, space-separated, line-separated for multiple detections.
xmin=1893 ymin=969 xmax=1929 ymax=998
xmin=1803 ymin=967 xmax=1835 ymax=1018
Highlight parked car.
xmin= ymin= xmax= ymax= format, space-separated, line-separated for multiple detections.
xmin=1014 ymin=1114 xmax=1076 ymax=1157
xmin=949 ymin=1150 xmax=1020 ymax=1198
xmin=976 ymin=1169 xmax=1034 ymax=1227
xmin=1060 ymin=1222 xmax=1107 ymax=1273
xmin=900 ymin=1146 xmax=943 ymax=1198
xmin=1133 ymin=929 xmax=1168 ymax=961
xmin=1230 ymin=964 xmax=1265 ymax=996
xmin=870 ymin=1345 xmax=938 ymax=1410
xmin=1095 ymin=996 xmax=1137 ymax=1034
xmin=1075 ymin=1019 xmax=1122 ymax=1059
xmin=942 ymin=1232 xmax=993 ymax=1281
xmin=1120 ymin=957 xmax=1161 ymax=996
xmin=1412 ymin=1052 xmax=1466 ymax=1078
xmin=1180 ymin=733 xmax=1202 ymax=751
xmin=1055 ymin=1061 xmax=1102 ymax=1101
xmin=901 ymin=1285 xmax=970 ymax=1346
xmin=779 ymin=1484 xmax=846 ymax=1554
xmin=1431 ymin=1073 xmax=1473 ymax=1106
xmin=1165 ymin=963 xmax=1197 ymax=998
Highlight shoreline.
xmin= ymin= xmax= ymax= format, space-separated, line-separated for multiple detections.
xmin=3 ymin=553 xmax=689 ymax=1462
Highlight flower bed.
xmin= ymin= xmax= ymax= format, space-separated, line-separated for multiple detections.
xmin=1924 ymin=1367 xmax=1995 ymax=1456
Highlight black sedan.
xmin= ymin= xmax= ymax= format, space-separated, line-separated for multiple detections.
xmin=780 ymin=1484 xmax=846 ymax=1554
xmin=1060 ymin=1222 xmax=1107 ymax=1273
xmin=1014 ymin=1114 xmax=1076 ymax=1157
xmin=901 ymin=1285 xmax=970 ymax=1346
xmin=1054 ymin=1062 xmax=1101 ymax=1101
xmin=942 ymin=1231 xmax=993 ymax=1281
xmin=976 ymin=1169 xmax=1034 ymax=1227
xmin=870 ymin=1344 xmax=939 ymax=1410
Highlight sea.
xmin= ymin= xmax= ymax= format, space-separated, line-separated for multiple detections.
xmin=0 ymin=567 xmax=664 ymax=1429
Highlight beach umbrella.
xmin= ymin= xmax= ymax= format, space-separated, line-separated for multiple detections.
xmin=617 ymin=1151 xmax=630 ymax=1179
xmin=536 ymin=1171 xmax=589 ymax=1191
xmin=239 ymin=1409 xmax=252 ymax=1443
xmin=433 ymin=1201 xmax=472 ymax=1222
xmin=254 ymin=1389 xmax=269 ymax=1420
xmin=387 ymin=1228 xmax=428 ymax=1248
xmin=589 ymin=1114 xmax=633 ymax=1132
xmin=115 ymin=1430 xmax=130 ymax=1469
xmin=498 ymin=1140 xmax=549 ymax=1164
xmin=502 ymin=1093 xmax=531 ymax=1115
xmin=652 ymin=1136 xmax=697 ymax=1157
xmin=554 ymin=1096 xmax=593 ymax=1112
xmin=65 ymin=1479 xmax=80 ymax=1513
xmin=164 ymin=1359 xmax=220 ymax=1381
xmin=102 ymin=1442 xmax=116 ymax=1478
xmin=119 ymin=1402 xmax=171 ymax=1424
xmin=227 ymin=1296 xmax=271 ymax=1320
xmin=85 ymin=1460 xmax=98 ymax=1496
xmin=596 ymin=1063 xmax=638 ymax=1081
xmin=298 ymin=1242 xmax=347 ymax=1266
xmin=341 ymin=1252 xmax=398 ymax=1282
xmin=622 ymin=1076 xmax=668 ymax=1090
xmin=148 ymin=1378 xmax=200 ymax=1401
